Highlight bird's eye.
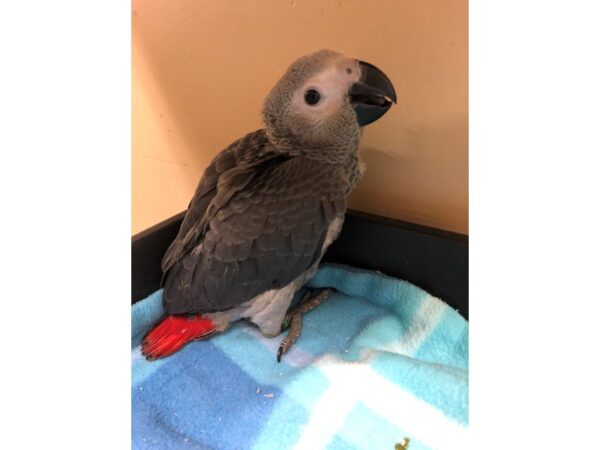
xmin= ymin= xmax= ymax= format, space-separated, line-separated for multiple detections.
xmin=304 ymin=89 xmax=321 ymax=106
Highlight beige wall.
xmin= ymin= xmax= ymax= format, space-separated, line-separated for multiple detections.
xmin=132 ymin=0 xmax=468 ymax=235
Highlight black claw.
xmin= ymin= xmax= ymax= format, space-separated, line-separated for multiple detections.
xmin=277 ymin=346 xmax=283 ymax=363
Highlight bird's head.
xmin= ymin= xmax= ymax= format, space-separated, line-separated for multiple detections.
xmin=262 ymin=49 xmax=396 ymax=156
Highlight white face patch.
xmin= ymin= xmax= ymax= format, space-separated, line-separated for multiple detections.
xmin=290 ymin=57 xmax=361 ymax=123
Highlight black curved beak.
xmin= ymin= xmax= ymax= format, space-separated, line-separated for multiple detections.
xmin=349 ymin=61 xmax=397 ymax=127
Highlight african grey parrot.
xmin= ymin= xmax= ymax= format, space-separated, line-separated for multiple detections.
xmin=142 ymin=49 xmax=396 ymax=361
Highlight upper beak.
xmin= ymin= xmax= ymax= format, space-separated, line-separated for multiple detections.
xmin=349 ymin=61 xmax=397 ymax=127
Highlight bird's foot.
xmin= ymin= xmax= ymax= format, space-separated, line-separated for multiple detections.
xmin=277 ymin=288 xmax=333 ymax=362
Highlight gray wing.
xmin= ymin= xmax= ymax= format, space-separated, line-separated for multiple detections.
xmin=162 ymin=145 xmax=346 ymax=315
xmin=161 ymin=129 xmax=280 ymax=274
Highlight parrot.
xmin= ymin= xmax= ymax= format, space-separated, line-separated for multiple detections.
xmin=141 ymin=49 xmax=396 ymax=361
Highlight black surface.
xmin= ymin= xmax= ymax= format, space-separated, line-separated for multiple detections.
xmin=321 ymin=210 xmax=468 ymax=318
xmin=131 ymin=211 xmax=186 ymax=304
xmin=132 ymin=209 xmax=468 ymax=319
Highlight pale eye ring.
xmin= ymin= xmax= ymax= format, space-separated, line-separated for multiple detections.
xmin=304 ymin=89 xmax=321 ymax=106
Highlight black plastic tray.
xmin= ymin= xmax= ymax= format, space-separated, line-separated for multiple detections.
xmin=132 ymin=209 xmax=468 ymax=319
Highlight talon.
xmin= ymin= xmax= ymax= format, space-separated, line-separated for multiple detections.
xmin=276 ymin=288 xmax=334 ymax=362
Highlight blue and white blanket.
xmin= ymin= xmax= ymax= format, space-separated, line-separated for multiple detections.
xmin=132 ymin=264 xmax=468 ymax=450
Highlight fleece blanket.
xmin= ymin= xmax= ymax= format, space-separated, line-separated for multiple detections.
xmin=132 ymin=264 xmax=468 ymax=450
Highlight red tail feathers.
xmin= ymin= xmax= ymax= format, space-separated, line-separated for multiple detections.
xmin=141 ymin=315 xmax=216 ymax=360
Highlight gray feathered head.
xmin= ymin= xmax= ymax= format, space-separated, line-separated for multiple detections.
xmin=262 ymin=49 xmax=396 ymax=154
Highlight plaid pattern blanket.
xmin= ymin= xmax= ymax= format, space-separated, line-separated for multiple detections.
xmin=132 ymin=264 xmax=468 ymax=450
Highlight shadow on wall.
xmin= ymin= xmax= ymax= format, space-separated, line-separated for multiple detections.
xmin=354 ymin=114 xmax=468 ymax=233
